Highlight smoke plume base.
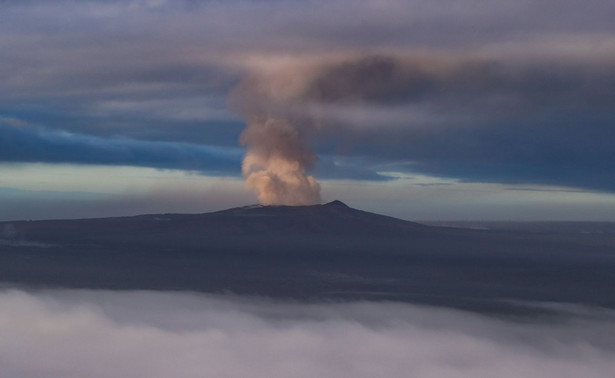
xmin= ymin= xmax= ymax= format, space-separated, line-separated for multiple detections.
xmin=239 ymin=114 xmax=320 ymax=206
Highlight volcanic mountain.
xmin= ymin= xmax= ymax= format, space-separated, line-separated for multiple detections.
xmin=10 ymin=200 xmax=422 ymax=241
xmin=1 ymin=201 xmax=614 ymax=313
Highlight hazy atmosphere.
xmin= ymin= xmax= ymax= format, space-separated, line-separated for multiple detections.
xmin=2 ymin=2 xmax=615 ymax=377
xmin=1 ymin=0 xmax=615 ymax=220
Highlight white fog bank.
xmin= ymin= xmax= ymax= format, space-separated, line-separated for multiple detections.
xmin=1 ymin=289 xmax=614 ymax=378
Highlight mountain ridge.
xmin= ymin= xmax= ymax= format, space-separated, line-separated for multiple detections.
xmin=1 ymin=200 xmax=615 ymax=313
xmin=0 ymin=200 xmax=428 ymax=244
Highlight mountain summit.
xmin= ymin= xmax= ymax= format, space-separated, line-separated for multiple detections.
xmin=324 ymin=200 xmax=349 ymax=208
xmin=205 ymin=200 xmax=424 ymax=236
xmin=0 ymin=200 xmax=424 ymax=250
xmin=1 ymin=201 xmax=615 ymax=312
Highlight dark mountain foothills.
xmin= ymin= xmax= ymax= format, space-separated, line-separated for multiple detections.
xmin=2 ymin=200 xmax=615 ymax=315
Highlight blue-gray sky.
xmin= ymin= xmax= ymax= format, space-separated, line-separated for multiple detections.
xmin=1 ymin=0 xmax=615 ymax=220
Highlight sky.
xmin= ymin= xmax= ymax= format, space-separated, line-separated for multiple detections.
xmin=1 ymin=0 xmax=615 ymax=220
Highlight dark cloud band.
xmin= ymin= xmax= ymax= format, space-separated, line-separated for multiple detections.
xmin=0 ymin=123 xmax=241 ymax=174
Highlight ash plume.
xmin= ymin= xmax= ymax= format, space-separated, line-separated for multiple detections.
xmin=233 ymin=71 xmax=321 ymax=206
xmin=234 ymin=52 xmax=615 ymax=202
xmin=240 ymin=115 xmax=320 ymax=205
xmin=232 ymin=54 xmax=437 ymax=206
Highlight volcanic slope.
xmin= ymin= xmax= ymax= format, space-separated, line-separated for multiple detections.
xmin=1 ymin=201 xmax=614 ymax=313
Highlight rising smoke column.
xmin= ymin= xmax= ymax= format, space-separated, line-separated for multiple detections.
xmin=233 ymin=67 xmax=322 ymax=206
xmin=232 ymin=55 xmax=457 ymax=205
xmin=233 ymin=55 xmax=435 ymax=205
xmin=234 ymin=53 xmax=615 ymax=203
xmin=239 ymin=114 xmax=320 ymax=205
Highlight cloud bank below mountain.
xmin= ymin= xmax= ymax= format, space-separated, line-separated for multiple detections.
xmin=1 ymin=289 xmax=614 ymax=378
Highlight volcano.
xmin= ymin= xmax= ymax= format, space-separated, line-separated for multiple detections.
xmin=1 ymin=201 xmax=614 ymax=313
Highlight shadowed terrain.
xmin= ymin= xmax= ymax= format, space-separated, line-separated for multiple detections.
xmin=1 ymin=201 xmax=614 ymax=314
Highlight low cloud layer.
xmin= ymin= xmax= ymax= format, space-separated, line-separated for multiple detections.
xmin=1 ymin=289 xmax=614 ymax=378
